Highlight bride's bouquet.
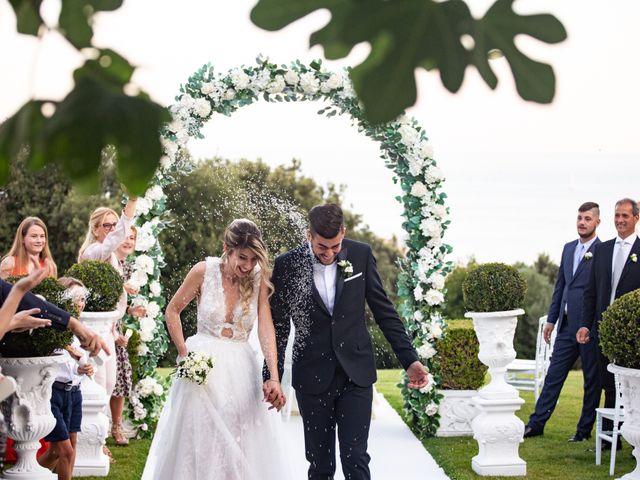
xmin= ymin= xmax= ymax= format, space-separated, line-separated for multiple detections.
xmin=175 ymin=351 xmax=215 ymax=385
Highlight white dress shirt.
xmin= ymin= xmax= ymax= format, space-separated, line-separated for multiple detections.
xmin=612 ymin=233 xmax=637 ymax=275
xmin=309 ymin=243 xmax=337 ymax=315
xmin=55 ymin=338 xmax=84 ymax=386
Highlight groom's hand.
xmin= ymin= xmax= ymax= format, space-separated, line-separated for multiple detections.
xmin=406 ymin=361 xmax=429 ymax=389
xmin=263 ymin=380 xmax=286 ymax=411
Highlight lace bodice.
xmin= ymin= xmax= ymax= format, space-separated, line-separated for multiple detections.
xmin=197 ymin=257 xmax=260 ymax=342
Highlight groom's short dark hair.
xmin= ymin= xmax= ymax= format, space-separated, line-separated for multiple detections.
xmin=309 ymin=204 xmax=344 ymax=238
xmin=579 ymin=202 xmax=600 ymax=215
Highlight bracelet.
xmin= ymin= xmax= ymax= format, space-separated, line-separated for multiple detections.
xmin=266 ymin=379 xmax=280 ymax=384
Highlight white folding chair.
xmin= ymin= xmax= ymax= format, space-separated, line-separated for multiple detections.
xmin=595 ymin=371 xmax=624 ymax=476
xmin=506 ymin=315 xmax=556 ymax=401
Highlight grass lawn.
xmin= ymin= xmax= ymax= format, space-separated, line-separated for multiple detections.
xmin=84 ymin=369 xmax=634 ymax=479
xmin=377 ymin=369 xmax=635 ymax=480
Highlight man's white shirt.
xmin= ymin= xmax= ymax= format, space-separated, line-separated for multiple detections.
xmin=309 ymin=242 xmax=337 ymax=315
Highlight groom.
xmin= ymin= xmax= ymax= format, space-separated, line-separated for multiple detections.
xmin=265 ymin=204 xmax=429 ymax=480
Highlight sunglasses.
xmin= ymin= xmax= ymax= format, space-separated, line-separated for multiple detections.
xmin=102 ymin=222 xmax=118 ymax=230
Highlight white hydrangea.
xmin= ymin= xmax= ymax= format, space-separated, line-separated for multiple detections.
xmin=407 ymin=155 xmax=425 ymax=177
xmin=417 ymin=342 xmax=436 ymax=360
xmin=320 ymin=73 xmax=343 ymax=93
xmin=398 ymin=124 xmax=419 ymax=147
xmin=135 ymin=224 xmax=156 ymax=252
xmin=419 ymin=373 xmax=435 ymax=394
xmin=135 ymin=197 xmax=152 ymax=216
xmin=193 ymin=98 xmax=211 ymax=118
xmin=149 ymin=280 xmax=161 ymax=297
xmin=413 ymin=310 xmax=424 ymax=322
xmin=267 ymin=75 xmax=286 ymax=94
xmin=420 ymin=218 xmax=441 ymax=237
xmin=178 ymin=94 xmax=195 ymax=110
xmin=429 ymin=323 xmax=443 ymax=340
xmin=159 ymin=155 xmax=173 ymax=170
xmin=223 ymin=88 xmax=236 ymax=101
xmin=299 ymin=72 xmax=320 ymax=95
xmin=427 ymin=236 xmax=443 ymax=249
xmin=432 ymin=204 xmax=447 ymax=219
xmin=130 ymin=269 xmax=149 ymax=288
xmin=425 ymin=289 xmax=445 ymax=306
xmin=410 ymin=181 xmax=429 ymax=199
xmin=230 ymin=68 xmax=250 ymax=90
xmin=200 ymin=82 xmax=215 ymax=95
xmin=146 ymin=301 xmax=161 ymax=319
xmin=250 ymin=69 xmax=271 ymax=91
xmin=425 ymin=166 xmax=444 ymax=184
xmin=136 ymin=377 xmax=162 ymax=398
xmin=338 ymin=79 xmax=355 ymax=99
xmin=418 ymin=140 xmax=434 ymax=159
xmin=161 ymin=138 xmax=178 ymax=157
xmin=134 ymin=254 xmax=155 ymax=275
xmin=428 ymin=273 xmax=446 ymax=290
xmin=138 ymin=343 xmax=149 ymax=356
xmin=284 ymin=70 xmax=299 ymax=85
xmin=425 ymin=402 xmax=439 ymax=416
xmin=413 ymin=284 xmax=424 ymax=302
xmin=139 ymin=328 xmax=154 ymax=342
xmin=145 ymin=185 xmax=163 ymax=202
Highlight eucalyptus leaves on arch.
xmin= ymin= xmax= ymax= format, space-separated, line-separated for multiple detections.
xmin=126 ymin=57 xmax=453 ymax=437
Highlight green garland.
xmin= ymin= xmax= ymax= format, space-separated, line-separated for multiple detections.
xmin=128 ymin=56 xmax=452 ymax=436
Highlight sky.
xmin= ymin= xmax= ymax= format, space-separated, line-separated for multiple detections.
xmin=1 ymin=0 xmax=638 ymax=265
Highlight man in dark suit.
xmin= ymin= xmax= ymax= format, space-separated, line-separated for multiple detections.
xmin=578 ymin=198 xmax=640 ymax=433
xmin=266 ymin=204 xmax=428 ymax=480
xmin=524 ymin=202 xmax=601 ymax=441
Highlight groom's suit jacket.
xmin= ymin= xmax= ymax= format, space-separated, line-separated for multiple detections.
xmin=547 ymin=238 xmax=600 ymax=335
xmin=0 ymin=279 xmax=70 ymax=330
xmin=268 ymin=239 xmax=418 ymax=395
xmin=582 ymin=237 xmax=640 ymax=338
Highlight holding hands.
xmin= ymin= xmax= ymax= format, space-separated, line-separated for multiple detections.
xmin=263 ymin=379 xmax=286 ymax=412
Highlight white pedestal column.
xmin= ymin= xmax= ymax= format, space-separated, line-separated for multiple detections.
xmin=436 ymin=390 xmax=479 ymax=437
xmin=0 ymin=356 xmax=65 ymax=480
xmin=72 ymin=310 xmax=119 ymax=477
xmin=466 ymin=309 xmax=526 ymax=476
xmin=609 ymin=364 xmax=640 ymax=480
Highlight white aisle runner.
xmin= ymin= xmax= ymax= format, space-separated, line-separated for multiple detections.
xmin=281 ymin=391 xmax=450 ymax=479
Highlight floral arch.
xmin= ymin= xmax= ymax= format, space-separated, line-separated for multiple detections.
xmin=125 ymin=57 xmax=452 ymax=437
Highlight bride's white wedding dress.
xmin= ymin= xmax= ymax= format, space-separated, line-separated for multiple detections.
xmin=142 ymin=257 xmax=291 ymax=480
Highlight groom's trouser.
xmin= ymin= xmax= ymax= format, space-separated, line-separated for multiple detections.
xmin=296 ymin=364 xmax=373 ymax=480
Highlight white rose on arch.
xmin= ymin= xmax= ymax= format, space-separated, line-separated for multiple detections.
xmin=428 ymin=273 xmax=446 ymax=290
xmin=420 ymin=218 xmax=441 ymax=238
xmin=417 ymin=342 xmax=436 ymax=360
xmin=267 ymin=75 xmax=286 ymax=94
xmin=146 ymin=301 xmax=161 ymax=319
xmin=425 ymin=289 xmax=445 ymax=306
xmin=130 ymin=269 xmax=149 ymax=288
xmin=425 ymin=402 xmax=439 ymax=416
xmin=149 ymin=281 xmax=162 ymax=297
xmin=135 ymin=198 xmax=152 ymax=216
xmin=320 ymin=73 xmax=343 ymax=93
xmin=284 ymin=70 xmax=299 ymax=85
xmin=419 ymin=373 xmax=436 ymax=394
xmin=413 ymin=284 xmax=424 ymax=302
xmin=299 ymin=72 xmax=320 ymax=95
xmin=134 ymin=254 xmax=155 ymax=275
xmin=410 ymin=181 xmax=429 ymax=199
xmin=398 ymin=124 xmax=420 ymax=147
xmin=193 ymin=98 xmax=212 ymax=118
xmin=230 ymin=68 xmax=250 ymax=90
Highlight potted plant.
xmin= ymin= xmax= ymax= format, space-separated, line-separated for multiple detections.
xmin=64 ymin=260 xmax=124 ymax=477
xmin=462 ymin=262 xmax=527 ymax=476
xmin=599 ymin=289 xmax=640 ymax=480
xmin=435 ymin=320 xmax=486 ymax=437
xmin=0 ymin=277 xmax=75 ymax=479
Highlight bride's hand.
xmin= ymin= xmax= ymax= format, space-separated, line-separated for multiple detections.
xmin=264 ymin=380 xmax=286 ymax=412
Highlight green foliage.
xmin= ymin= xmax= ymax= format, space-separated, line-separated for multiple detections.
xmin=435 ymin=320 xmax=486 ymax=389
xmin=251 ymin=0 xmax=566 ymax=123
xmin=514 ymin=266 xmax=553 ymax=359
xmin=534 ymin=253 xmax=559 ymax=285
xmin=0 ymin=276 xmax=74 ymax=357
xmin=441 ymin=260 xmax=477 ymax=320
xmin=600 ymin=290 xmax=640 ymax=369
xmin=1 ymin=3 xmax=167 ymax=194
xmin=65 ymin=261 xmax=124 ymax=312
xmin=463 ymin=262 xmax=527 ymax=312
xmin=0 ymin=151 xmax=122 ymax=272
xmin=128 ymin=329 xmax=142 ymax=384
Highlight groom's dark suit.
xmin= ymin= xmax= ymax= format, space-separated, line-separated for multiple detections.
xmin=582 ymin=236 xmax=640 ymax=428
xmin=0 ymin=279 xmax=70 ymax=330
xmin=268 ymin=239 xmax=418 ymax=479
xmin=527 ymin=238 xmax=600 ymax=436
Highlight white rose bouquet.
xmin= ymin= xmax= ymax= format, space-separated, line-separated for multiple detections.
xmin=175 ymin=351 xmax=215 ymax=385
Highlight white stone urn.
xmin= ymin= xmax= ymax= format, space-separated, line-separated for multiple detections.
xmin=465 ymin=309 xmax=526 ymax=476
xmin=72 ymin=310 xmax=119 ymax=477
xmin=608 ymin=364 xmax=640 ymax=480
xmin=436 ymin=389 xmax=479 ymax=437
xmin=0 ymin=355 xmax=65 ymax=480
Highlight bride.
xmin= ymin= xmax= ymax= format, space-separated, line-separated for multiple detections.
xmin=142 ymin=219 xmax=290 ymax=479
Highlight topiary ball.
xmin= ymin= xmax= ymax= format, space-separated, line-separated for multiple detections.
xmin=0 ymin=276 xmax=75 ymax=357
xmin=66 ymin=260 xmax=124 ymax=312
xmin=600 ymin=290 xmax=640 ymax=369
xmin=462 ymin=262 xmax=527 ymax=313
xmin=435 ymin=320 xmax=487 ymax=389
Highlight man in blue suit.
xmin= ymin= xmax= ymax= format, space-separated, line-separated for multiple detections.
xmin=524 ymin=202 xmax=601 ymax=441
xmin=578 ymin=198 xmax=640 ymax=436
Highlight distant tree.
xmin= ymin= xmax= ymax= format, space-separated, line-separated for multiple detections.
xmin=442 ymin=258 xmax=478 ymax=320
xmin=514 ymin=266 xmax=553 ymax=359
xmin=534 ymin=252 xmax=559 ymax=285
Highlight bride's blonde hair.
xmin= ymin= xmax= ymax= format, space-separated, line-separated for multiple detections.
xmin=221 ymin=219 xmax=273 ymax=317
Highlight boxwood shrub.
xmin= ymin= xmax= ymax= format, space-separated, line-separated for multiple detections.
xmin=463 ymin=263 xmax=527 ymax=313
xmin=0 ymin=276 xmax=75 ymax=357
xmin=435 ymin=320 xmax=486 ymax=389
xmin=600 ymin=289 xmax=640 ymax=369
xmin=65 ymin=260 xmax=124 ymax=312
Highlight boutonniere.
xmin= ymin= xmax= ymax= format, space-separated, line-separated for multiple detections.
xmin=338 ymin=260 xmax=354 ymax=278
xmin=584 ymin=252 xmax=593 ymax=260
xmin=631 ymin=253 xmax=638 ymax=263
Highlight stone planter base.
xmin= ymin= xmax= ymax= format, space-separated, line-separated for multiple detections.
xmin=436 ymin=390 xmax=479 ymax=437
